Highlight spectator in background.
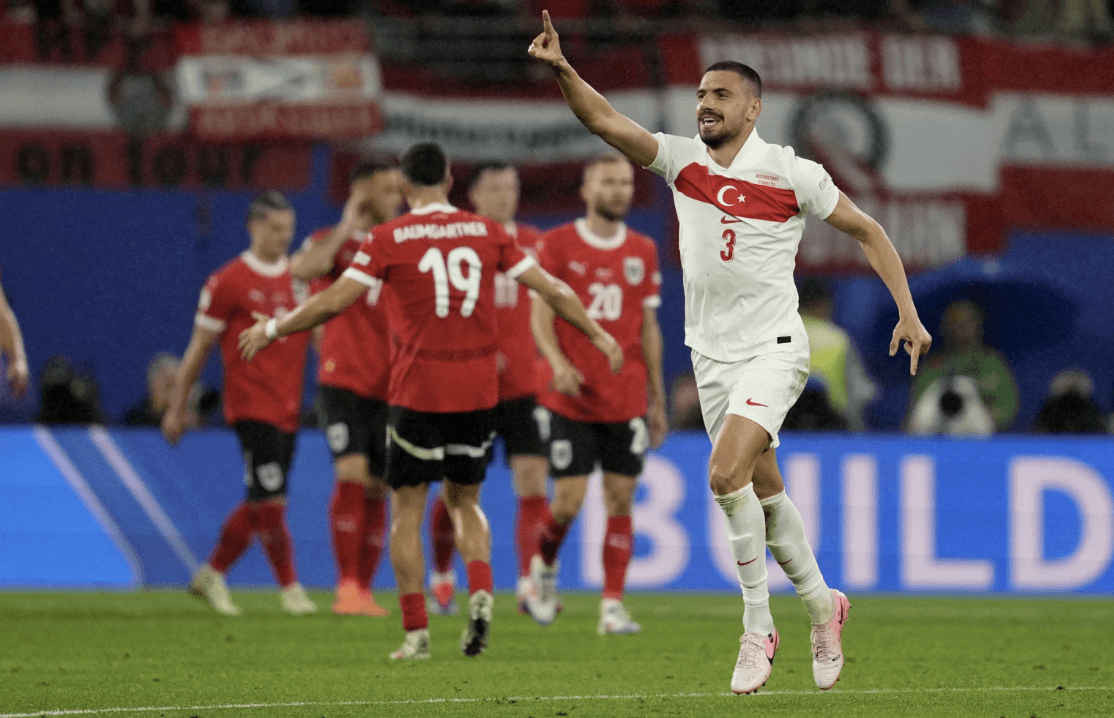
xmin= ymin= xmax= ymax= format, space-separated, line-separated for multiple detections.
xmin=0 ymin=273 xmax=30 ymax=402
xmin=908 ymin=299 xmax=1019 ymax=432
xmin=668 ymin=371 xmax=704 ymax=431
xmin=796 ymin=278 xmax=876 ymax=431
xmin=37 ymin=355 xmax=104 ymax=424
xmin=1034 ymin=369 xmax=1107 ymax=434
xmin=123 ymin=352 xmax=218 ymax=427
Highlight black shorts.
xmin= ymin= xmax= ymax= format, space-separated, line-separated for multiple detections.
xmin=547 ymin=411 xmax=647 ymax=479
xmin=317 ymin=385 xmax=388 ymax=476
xmin=385 ymin=406 xmax=495 ymax=490
xmin=233 ymin=421 xmax=296 ymax=501
xmin=492 ymin=395 xmax=547 ymax=461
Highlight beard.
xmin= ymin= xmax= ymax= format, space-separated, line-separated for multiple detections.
xmin=596 ymin=204 xmax=630 ymax=222
xmin=699 ymin=120 xmax=739 ymax=150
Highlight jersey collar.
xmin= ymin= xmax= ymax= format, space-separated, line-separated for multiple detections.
xmin=410 ymin=202 xmax=457 ymax=215
xmin=706 ymin=130 xmax=767 ymax=173
xmin=240 ymin=251 xmax=289 ymax=277
xmin=574 ymin=218 xmax=626 ymax=250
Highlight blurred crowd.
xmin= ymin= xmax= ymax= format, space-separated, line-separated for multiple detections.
xmin=7 ymin=280 xmax=1112 ymax=437
xmin=668 ymin=279 xmax=1114 ymax=438
xmin=4 ymin=0 xmax=1112 ymax=57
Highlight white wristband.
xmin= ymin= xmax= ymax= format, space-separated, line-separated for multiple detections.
xmin=264 ymin=317 xmax=278 ymax=340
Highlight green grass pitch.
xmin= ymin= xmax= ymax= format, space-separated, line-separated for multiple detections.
xmin=2 ymin=591 xmax=1112 ymax=717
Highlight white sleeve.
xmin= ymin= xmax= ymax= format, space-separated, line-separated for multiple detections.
xmin=789 ymin=154 xmax=840 ymax=220
xmin=645 ymin=132 xmax=687 ymax=183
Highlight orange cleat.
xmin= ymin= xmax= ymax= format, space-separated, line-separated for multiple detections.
xmin=333 ymin=580 xmax=367 ymax=616
xmin=359 ymin=589 xmax=390 ymax=617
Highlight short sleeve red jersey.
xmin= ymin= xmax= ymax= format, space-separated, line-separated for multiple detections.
xmin=304 ymin=228 xmax=389 ymax=400
xmin=342 ymin=203 xmax=535 ymax=414
xmin=537 ymin=220 xmax=662 ymax=423
xmin=494 ymin=222 xmax=544 ymax=402
xmin=195 ymin=251 xmax=310 ymax=432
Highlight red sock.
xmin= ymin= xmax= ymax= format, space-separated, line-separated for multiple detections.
xmin=209 ymin=502 xmax=254 ymax=574
xmin=358 ymin=495 xmax=388 ymax=588
xmin=516 ymin=496 xmax=550 ymax=577
xmin=399 ymin=592 xmax=428 ymax=631
xmin=329 ymin=481 xmax=365 ymax=584
xmin=255 ymin=502 xmax=297 ymax=587
xmin=466 ymin=560 xmax=494 ymax=595
xmin=429 ymin=496 xmax=456 ymax=574
xmin=539 ymin=513 xmax=571 ymax=566
xmin=602 ymin=515 xmax=633 ymax=601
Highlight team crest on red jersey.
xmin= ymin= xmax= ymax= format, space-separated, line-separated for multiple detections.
xmin=624 ymin=257 xmax=645 ymax=286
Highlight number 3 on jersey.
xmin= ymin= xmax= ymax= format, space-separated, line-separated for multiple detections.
xmin=721 ymin=229 xmax=736 ymax=263
xmin=419 ymin=246 xmax=483 ymax=318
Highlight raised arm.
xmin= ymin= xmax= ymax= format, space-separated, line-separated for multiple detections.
xmin=162 ymin=324 xmax=219 ymax=446
xmin=824 ymin=191 xmax=931 ymax=374
xmin=528 ymin=10 xmax=659 ymax=168
xmin=238 ymin=275 xmax=367 ymax=361
xmin=517 ymin=264 xmax=623 ymax=374
xmin=0 ymin=280 xmax=29 ymax=398
xmin=289 ymin=188 xmax=371 ymax=280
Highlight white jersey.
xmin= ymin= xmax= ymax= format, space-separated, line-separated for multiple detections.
xmin=647 ymin=131 xmax=840 ymax=361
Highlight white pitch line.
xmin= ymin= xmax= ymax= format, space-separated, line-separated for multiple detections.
xmin=1 ymin=686 xmax=1108 ymax=718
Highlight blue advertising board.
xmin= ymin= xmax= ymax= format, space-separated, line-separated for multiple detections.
xmin=2 ymin=426 xmax=1112 ymax=594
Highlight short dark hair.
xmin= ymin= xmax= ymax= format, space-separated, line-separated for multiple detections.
xmin=705 ymin=61 xmax=762 ymax=98
xmin=400 ymin=143 xmax=449 ymax=187
xmin=349 ymin=158 xmax=395 ymax=184
xmin=467 ymin=161 xmax=515 ymax=190
xmin=582 ymin=151 xmax=630 ymax=182
xmin=246 ymin=190 xmax=293 ymax=223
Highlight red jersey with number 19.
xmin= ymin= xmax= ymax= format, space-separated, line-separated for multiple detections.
xmin=195 ymin=252 xmax=310 ymax=433
xmin=304 ymin=228 xmax=389 ymax=400
xmin=342 ymin=203 xmax=535 ymax=414
xmin=537 ymin=220 xmax=661 ymax=423
xmin=494 ymin=222 xmax=544 ymax=401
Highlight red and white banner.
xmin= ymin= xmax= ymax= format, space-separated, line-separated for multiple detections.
xmin=173 ymin=20 xmax=383 ymax=141
xmin=660 ymin=32 xmax=1114 ymax=271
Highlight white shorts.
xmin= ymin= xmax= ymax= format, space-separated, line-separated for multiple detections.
xmin=691 ymin=344 xmax=810 ymax=449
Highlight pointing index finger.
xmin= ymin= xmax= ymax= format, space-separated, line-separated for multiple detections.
xmin=909 ymin=340 xmax=921 ymax=376
xmin=542 ymin=9 xmax=554 ymax=34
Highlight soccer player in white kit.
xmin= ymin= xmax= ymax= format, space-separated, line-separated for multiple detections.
xmin=529 ymin=11 xmax=932 ymax=695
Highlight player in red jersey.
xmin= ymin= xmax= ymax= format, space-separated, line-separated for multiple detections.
xmin=524 ymin=152 xmax=668 ymax=635
xmin=0 ymin=270 xmax=30 ymax=400
xmin=162 ymin=191 xmax=316 ymax=617
xmin=426 ymin=162 xmax=553 ymax=616
xmin=289 ymin=160 xmax=404 ymax=617
xmin=239 ymin=143 xmax=622 ymax=660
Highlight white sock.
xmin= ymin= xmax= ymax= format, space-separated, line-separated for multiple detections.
xmin=715 ymin=483 xmax=774 ymax=635
xmin=761 ymin=491 xmax=833 ymax=625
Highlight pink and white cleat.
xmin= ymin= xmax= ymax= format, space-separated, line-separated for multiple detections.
xmin=731 ymin=629 xmax=779 ymax=695
xmin=811 ymin=589 xmax=851 ymax=689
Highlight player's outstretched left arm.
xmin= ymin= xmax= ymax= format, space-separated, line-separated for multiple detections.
xmin=238 ymin=275 xmax=367 ymax=361
xmin=0 ymin=280 xmax=28 ymax=398
xmin=528 ymin=10 xmax=659 ymax=168
xmin=516 ymin=265 xmax=623 ymax=374
xmin=824 ymin=191 xmax=931 ymax=375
